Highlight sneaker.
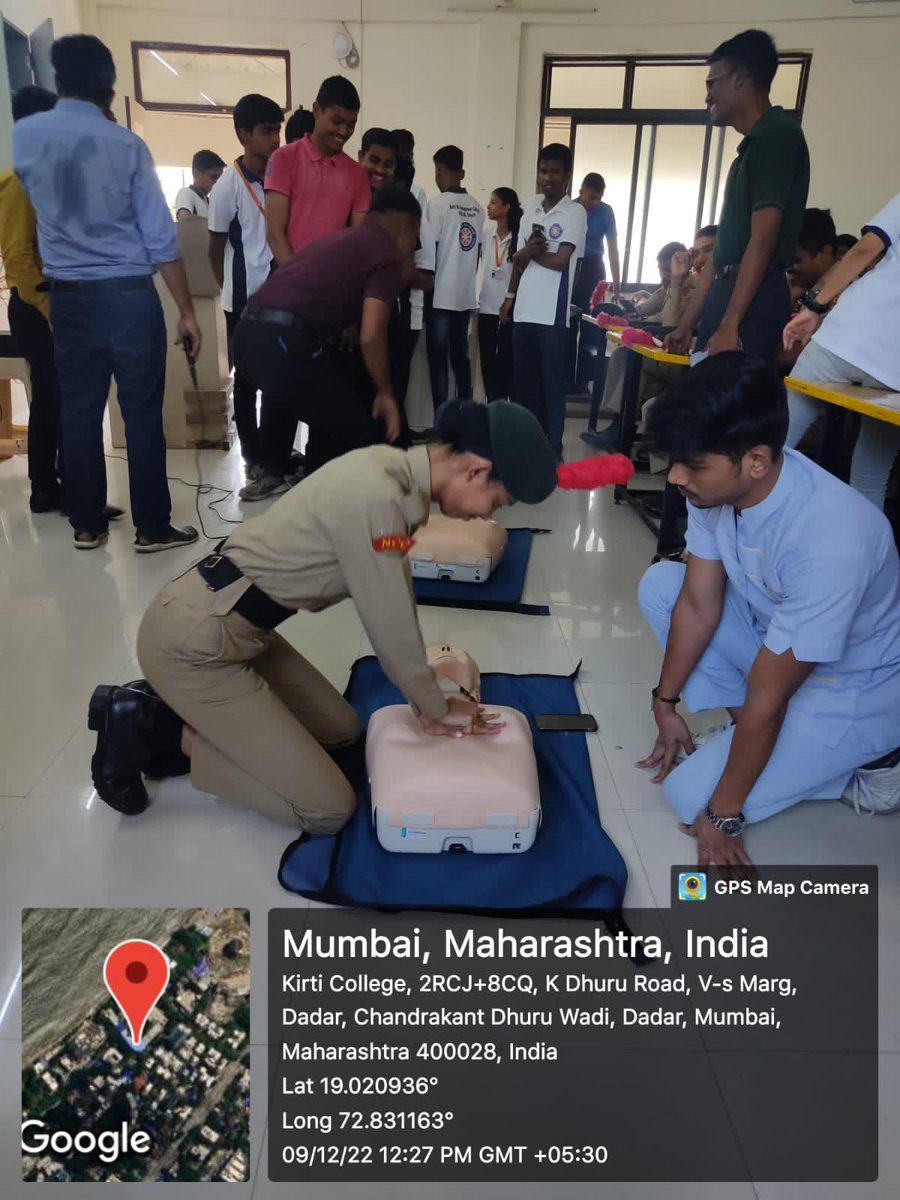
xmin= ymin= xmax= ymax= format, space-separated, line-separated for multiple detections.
xmin=134 ymin=524 xmax=199 ymax=553
xmin=675 ymin=722 xmax=732 ymax=763
xmin=73 ymin=529 xmax=109 ymax=550
xmin=284 ymin=465 xmax=305 ymax=488
xmin=244 ymin=462 xmax=264 ymax=483
xmin=239 ymin=473 xmax=289 ymax=502
xmin=841 ymin=747 xmax=900 ymax=816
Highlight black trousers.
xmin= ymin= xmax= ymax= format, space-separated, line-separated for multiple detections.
xmin=696 ymin=273 xmax=790 ymax=360
xmin=567 ymin=253 xmax=605 ymax=386
xmin=477 ymin=313 xmax=514 ymax=402
xmin=233 ymin=315 xmax=384 ymax=476
xmin=225 ymin=308 xmax=262 ymax=467
xmin=8 ymin=289 xmax=62 ymax=493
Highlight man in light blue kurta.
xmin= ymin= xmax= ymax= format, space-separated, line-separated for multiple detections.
xmin=636 ymin=352 xmax=900 ymax=867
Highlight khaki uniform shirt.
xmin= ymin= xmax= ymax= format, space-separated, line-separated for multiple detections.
xmin=222 ymin=444 xmax=449 ymax=719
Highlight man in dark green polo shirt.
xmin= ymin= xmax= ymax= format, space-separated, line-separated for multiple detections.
xmin=665 ymin=29 xmax=809 ymax=361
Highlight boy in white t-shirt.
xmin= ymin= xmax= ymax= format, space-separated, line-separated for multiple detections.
xmin=501 ymin=143 xmax=586 ymax=459
xmin=425 ymin=145 xmax=484 ymax=414
xmin=174 ymin=149 xmax=225 ymax=221
xmin=784 ymin=191 xmax=900 ymax=512
xmin=206 ymin=94 xmax=283 ymax=482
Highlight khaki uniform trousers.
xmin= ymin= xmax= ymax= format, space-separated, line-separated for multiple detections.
xmin=136 ymin=569 xmax=360 ymax=830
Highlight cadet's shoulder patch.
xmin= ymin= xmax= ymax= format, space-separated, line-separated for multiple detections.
xmin=372 ymin=534 xmax=416 ymax=553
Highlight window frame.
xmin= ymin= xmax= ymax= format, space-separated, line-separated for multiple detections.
xmin=541 ymin=53 xmax=811 ymax=126
xmin=540 ymin=53 xmax=812 ymax=284
xmin=131 ymin=40 xmax=292 ymax=115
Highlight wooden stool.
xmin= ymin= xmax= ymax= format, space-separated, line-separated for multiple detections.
xmin=0 ymin=357 xmax=32 ymax=460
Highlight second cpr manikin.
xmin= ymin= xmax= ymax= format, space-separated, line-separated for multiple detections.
xmin=408 ymin=514 xmax=508 ymax=584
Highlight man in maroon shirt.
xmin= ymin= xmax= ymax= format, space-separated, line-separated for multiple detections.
xmin=234 ymin=186 xmax=421 ymax=475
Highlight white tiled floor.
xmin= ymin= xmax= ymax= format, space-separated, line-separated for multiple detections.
xmin=1 ymin=422 xmax=898 ymax=1197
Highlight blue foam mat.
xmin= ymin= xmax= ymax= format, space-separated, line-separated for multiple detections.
xmin=412 ymin=528 xmax=550 ymax=615
xmin=278 ymin=657 xmax=628 ymax=917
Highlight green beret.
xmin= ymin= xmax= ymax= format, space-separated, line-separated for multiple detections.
xmin=486 ymin=401 xmax=558 ymax=504
xmin=434 ymin=400 xmax=558 ymax=505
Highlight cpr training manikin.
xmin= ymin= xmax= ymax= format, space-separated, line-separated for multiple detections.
xmin=367 ymin=644 xmax=541 ymax=855
xmin=408 ymin=515 xmax=508 ymax=584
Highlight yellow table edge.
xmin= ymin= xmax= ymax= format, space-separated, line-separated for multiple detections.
xmin=604 ymin=329 xmax=690 ymax=366
xmin=785 ymin=377 xmax=900 ymax=428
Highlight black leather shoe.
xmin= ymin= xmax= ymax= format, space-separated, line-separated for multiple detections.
xmin=88 ymin=685 xmax=151 ymax=815
xmin=121 ymin=680 xmax=190 ymax=778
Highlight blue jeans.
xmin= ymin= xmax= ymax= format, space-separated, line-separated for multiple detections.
xmin=51 ymin=280 xmax=171 ymax=536
xmin=425 ymin=307 xmax=472 ymax=413
xmin=513 ymin=322 xmax=568 ymax=458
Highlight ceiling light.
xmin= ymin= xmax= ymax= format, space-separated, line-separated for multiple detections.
xmin=200 ymin=92 xmax=217 ymax=106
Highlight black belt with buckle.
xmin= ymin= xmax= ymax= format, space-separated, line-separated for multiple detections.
xmin=196 ymin=541 xmax=294 ymax=630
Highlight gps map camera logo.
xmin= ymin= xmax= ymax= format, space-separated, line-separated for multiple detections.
xmin=678 ymin=872 xmax=707 ymax=901
xmin=459 ymin=221 xmax=477 ymax=251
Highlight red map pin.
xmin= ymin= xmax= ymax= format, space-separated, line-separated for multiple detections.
xmin=103 ymin=940 xmax=170 ymax=1048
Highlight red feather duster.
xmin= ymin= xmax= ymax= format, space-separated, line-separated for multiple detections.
xmin=557 ymin=454 xmax=635 ymax=490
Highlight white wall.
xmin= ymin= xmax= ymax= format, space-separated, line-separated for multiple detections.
xmin=4 ymin=0 xmax=900 ymax=229
xmin=514 ymin=6 xmax=900 ymax=234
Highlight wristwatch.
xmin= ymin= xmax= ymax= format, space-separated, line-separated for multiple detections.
xmin=704 ymin=804 xmax=746 ymax=837
xmin=799 ymin=289 xmax=833 ymax=316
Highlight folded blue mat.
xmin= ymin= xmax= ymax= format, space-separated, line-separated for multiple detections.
xmin=412 ymin=528 xmax=550 ymax=615
xmin=279 ymin=657 xmax=628 ymax=917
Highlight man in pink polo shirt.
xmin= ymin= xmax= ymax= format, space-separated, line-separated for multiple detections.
xmin=265 ymin=75 xmax=371 ymax=263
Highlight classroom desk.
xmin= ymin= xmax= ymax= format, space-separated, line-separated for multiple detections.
xmin=784 ymin=378 xmax=900 ymax=428
xmin=583 ymin=331 xmax=690 ymax=547
xmin=785 ymin=377 xmax=900 ymax=477
xmin=580 ymin=316 xmax=625 ymax=434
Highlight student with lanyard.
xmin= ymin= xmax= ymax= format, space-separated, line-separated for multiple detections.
xmin=86 ymin=400 xmax=562 ymax=829
xmin=207 ymin=94 xmax=283 ymax=489
xmin=174 ymin=150 xmax=226 ymax=221
xmin=479 ymin=188 xmax=521 ymax=402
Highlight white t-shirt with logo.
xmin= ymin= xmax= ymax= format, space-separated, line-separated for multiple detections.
xmin=812 ymin=192 xmax=900 ymax=390
xmin=206 ymin=161 xmax=272 ymax=314
xmin=513 ymin=194 xmax=586 ymax=327
xmin=175 ymin=186 xmax=208 ymax=218
xmin=426 ymin=189 xmax=485 ymax=311
xmin=478 ymin=227 xmax=514 ymax=317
